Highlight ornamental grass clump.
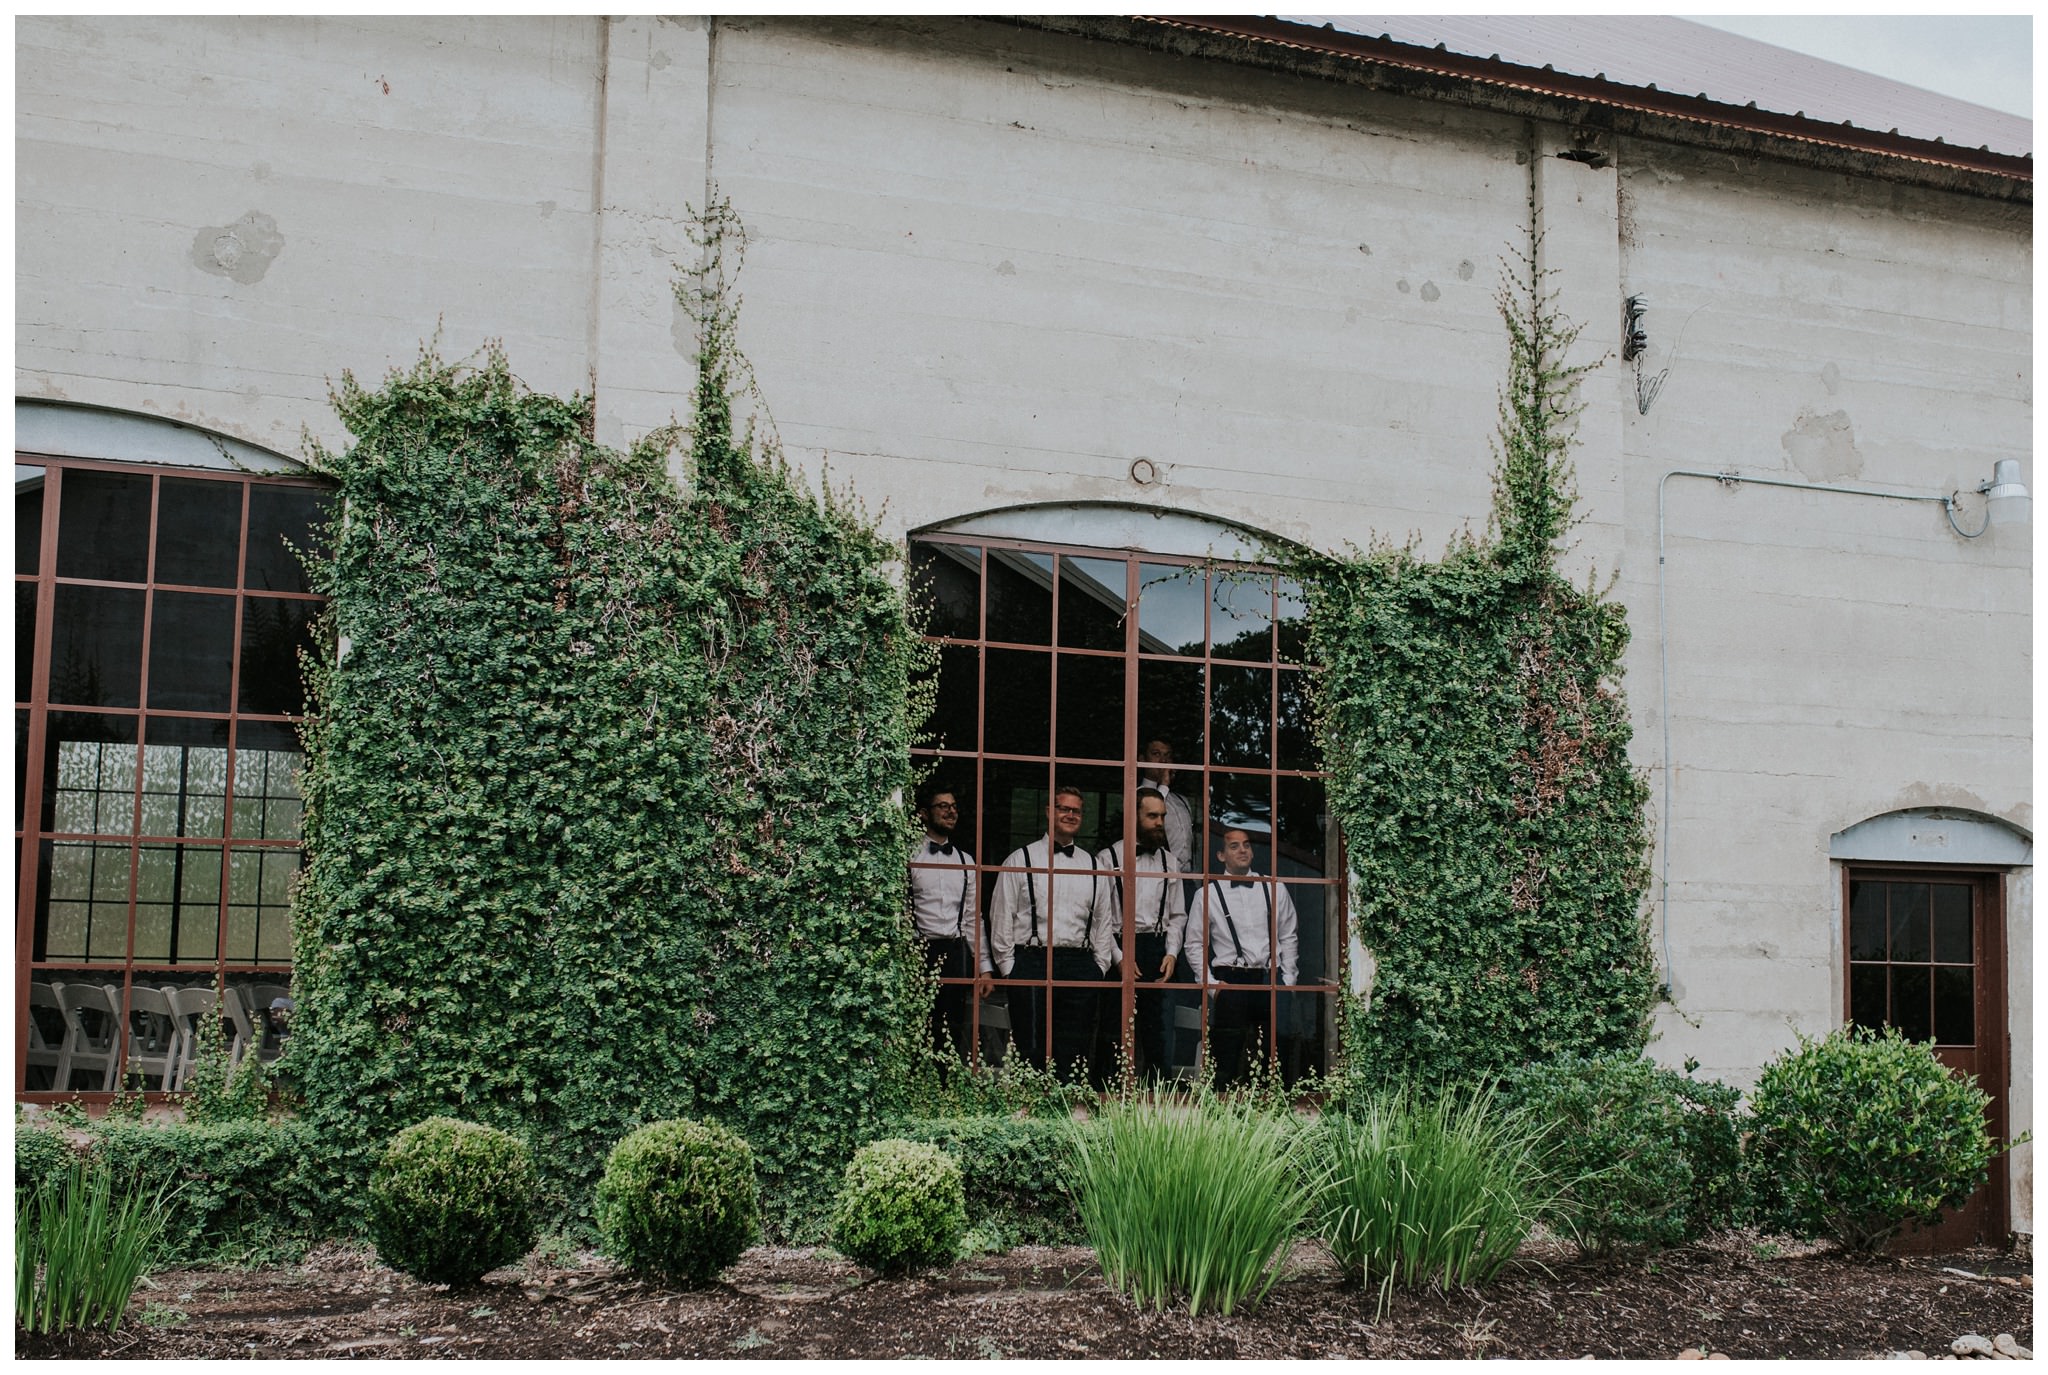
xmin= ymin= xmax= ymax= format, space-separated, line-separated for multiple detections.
xmin=1747 ymin=1026 xmax=2012 ymax=1257
xmin=1071 ymin=1092 xmax=1308 ymax=1316
xmin=1310 ymin=1083 xmax=1552 ymax=1317
xmin=366 ymin=1117 xmax=539 ymax=1286
xmin=16 ymin=1159 xmax=176 ymax=1334
xmin=831 ymin=1139 xmax=966 ymax=1274
xmin=596 ymin=1119 xmax=758 ymax=1287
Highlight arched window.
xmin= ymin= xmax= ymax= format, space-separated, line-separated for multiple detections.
xmin=17 ymin=408 xmax=331 ymax=1097
xmin=906 ymin=507 xmax=1342 ymax=1087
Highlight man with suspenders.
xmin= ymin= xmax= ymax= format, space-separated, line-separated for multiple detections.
xmin=1096 ymin=786 xmax=1189 ymax=1083
xmin=1195 ymin=826 xmax=1299 ymax=1088
xmin=988 ymin=783 xmax=1115 ymax=1083
xmin=908 ymin=779 xmax=991 ymax=1067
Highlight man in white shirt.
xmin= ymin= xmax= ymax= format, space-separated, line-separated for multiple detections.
xmin=1096 ymin=787 xmax=1188 ymax=1082
xmin=909 ymin=778 xmax=990 ymax=1066
xmin=1195 ymin=827 xmax=1298 ymax=1088
xmin=988 ymin=783 xmax=1114 ymax=1082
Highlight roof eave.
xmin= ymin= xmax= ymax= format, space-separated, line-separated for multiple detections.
xmin=1001 ymin=15 xmax=2031 ymax=203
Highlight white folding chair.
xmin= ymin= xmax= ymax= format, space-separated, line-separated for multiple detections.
xmin=27 ymin=982 xmax=65 ymax=1089
xmin=124 ymin=986 xmax=180 ymax=1091
xmin=53 ymin=981 xmax=121 ymax=1091
xmin=165 ymin=986 xmax=221 ymax=1091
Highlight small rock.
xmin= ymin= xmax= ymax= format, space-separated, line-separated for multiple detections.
xmin=1707 ymin=1355 xmax=1731 ymax=1361
xmin=1677 ymin=1350 xmax=1706 ymax=1360
xmin=1953 ymin=1335 xmax=1995 ymax=1358
xmin=1993 ymin=1335 xmax=2029 ymax=1359
xmin=1906 ymin=1353 xmax=1929 ymax=1361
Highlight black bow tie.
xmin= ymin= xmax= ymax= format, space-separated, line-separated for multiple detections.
xmin=1229 ymin=879 xmax=1253 ymax=889
xmin=1056 ymin=844 xmax=1077 ymax=859
xmin=926 ymin=841 xmax=954 ymax=856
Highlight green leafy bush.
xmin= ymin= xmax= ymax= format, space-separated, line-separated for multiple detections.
xmin=1299 ymin=260 xmax=1655 ymax=1088
xmin=16 ymin=1160 xmax=175 ymax=1334
xmin=1503 ymin=1054 xmax=1743 ymax=1253
xmin=14 ymin=1121 xmax=73 ymax=1200
xmin=1310 ymin=1083 xmax=1552 ymax=1316
xmin=366 ymin=1117 xmax=539 ymax=1285
xmin=293 ymin=199 xmax=929 ymax=1236
xmin=830 ymin=1139 xmax=966 ymax=1274
xmin=1071 ymin=1092 xmax=1308 ymax=1315
xmin=596 ymin=1119 xmax=758 ymax=1286
xmin=891 ymin=1116 xmax=1090 ymax=1247
xmin=1746 ymin=1026 xmax=2008 ymax=1256
xmin=25 ymin=1118 xmax=333 ymax=1265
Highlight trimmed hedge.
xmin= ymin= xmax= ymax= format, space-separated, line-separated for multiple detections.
xmin=890 ymin=1117 xmax=1092 ymax=1247
xmin=17 ymin=1117 xmax=332 ymax=1265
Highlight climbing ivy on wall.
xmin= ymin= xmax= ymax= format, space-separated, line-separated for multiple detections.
xmin=1299 ymin=252 xmax=1657 ymax=1087
xmin=293 ymin=198 xmax=929 ymax=1235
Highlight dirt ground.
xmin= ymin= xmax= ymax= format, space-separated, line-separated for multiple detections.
xmin=17 ymin=1232 xmax=2032 ymax=1360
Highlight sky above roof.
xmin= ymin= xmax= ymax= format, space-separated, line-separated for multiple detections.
xmin=1277 ymin=15 xmax=2031 ymax=156
xmin=1686 ymin=15 xmax=2030 ymax=121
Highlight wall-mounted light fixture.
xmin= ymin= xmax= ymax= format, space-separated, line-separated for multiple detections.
xmin=1945 ymin=458 xmax=2031 ymax=537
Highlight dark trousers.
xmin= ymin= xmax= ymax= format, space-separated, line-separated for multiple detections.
xmin=1209 ymin=966 xmax=1272 ymax=1089
xmin=1008 ymin=946 xmax=1105 ymax=1084
xmin=921 ymin=936 xmax=974 ymax=1066
xmin=1127 ymin=931 xmax=1188 ymax=1082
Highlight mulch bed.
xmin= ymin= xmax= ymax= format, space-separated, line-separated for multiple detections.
xmin=18 ymin=1232 xmax=2032 ymax=1360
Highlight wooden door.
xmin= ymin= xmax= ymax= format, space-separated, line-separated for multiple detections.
xmin=1844 ymin=868 xmax=2009 ymax=1251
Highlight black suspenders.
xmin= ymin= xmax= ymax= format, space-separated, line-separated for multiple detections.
xmin=1029 ymin=843 xmax=1098 ymax=949
xmin=1213 ymin=881 xmax=1271 ymax=969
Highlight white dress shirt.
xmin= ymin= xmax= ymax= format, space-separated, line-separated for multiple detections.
xmin=988 ymin=837 xmax=1114 ymax=975
xmin=1149 ymin=784 xmax=1195 ymax=874
xmin=909 ymin=835 xmax=989 ymax=973
xmin=1193 ymin=872 xmax=1298 ymax=985
xmin=1094 ymin=840 xmax=1188 ymax=965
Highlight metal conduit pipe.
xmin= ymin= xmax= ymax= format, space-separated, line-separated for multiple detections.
xmin=1652 ymin=468 xmax=1971 ymax=1004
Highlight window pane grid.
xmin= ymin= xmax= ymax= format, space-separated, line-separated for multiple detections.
xmin=17 ymin=457 xmax=329 ymax=1094
xmin=910 ymin=535 xmax=1338 ymax=1089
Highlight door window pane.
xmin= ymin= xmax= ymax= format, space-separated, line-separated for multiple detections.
xmin=140 ymin=718 xmax=231 ymax=838
xmin=1137 ymin=661 xmax=1204 ymax=766
xmin=48 ymin=585 xmax=145 ymax=707
xmin=1931 ymin=884 xmax=1973 ymax=964
xmin=1849 ymin=963 xmax=1888 ymax=1030
xmin=919 ymin=643 xmax=980 ymax=755
xmin=17 ymin=583 xmax=38 ymax=702
xmin=154 ymin=479 xmax=244 ymax=588
xmin=44 ymin=718 xmax=140 ymax=836
xmin=1848 ymin=881 xmax=1886 ymax=961
xmin=38 ymin=839 xmax=133 ymax=962
xmin=1275 ymin=577 xmax=1309 ymax=662
xmin=1934 ymin=966 xmax=1975 ymax=1046
xmin=1276 ymin=775 xmax=1330 ymax=876
xmin=1888 ymin=884 xmax=1930 ymax=961
xmin=56 ymin=469 xmax=152 ymax=583
xmin=232 ymin=727 xmax=306 ymax=843
xmin=148 ymin=591 xmax=238 ymax=712
xmin=1889 ymin=965 xmax=1932 ymax=1042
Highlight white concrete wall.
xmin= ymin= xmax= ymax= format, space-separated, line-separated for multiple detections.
xmin=15 ymin=13 xmax=2031 ymax=1224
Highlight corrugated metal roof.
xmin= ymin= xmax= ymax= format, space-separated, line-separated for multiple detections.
xmin=1277 ymin=15 xmax=2030 ymax=158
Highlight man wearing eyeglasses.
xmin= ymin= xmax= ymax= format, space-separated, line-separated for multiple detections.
xmin=988 ymin=784 xmax=1114 ymax=1082
xmin=910 ymin=778 xmax=990 ymax=1066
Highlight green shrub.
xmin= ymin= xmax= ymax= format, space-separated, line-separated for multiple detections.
xmin=16 ymin=1159 xmax=175 ymax=1334
xmin=1310 ymin=1083 xmax=1552 ymax=1316
xmin=1071 ymin=1093 xmax=1308 ymax=1316
xmin=1503 ymin=1054 xmax=1744 ymax=1254
xmin=14 ymin=1122 xmax=73 ymax=1200
xmin=367 ymin=1118 xmax=539 ymax=1286
xmin=596 ymin=1119 xmax=758 ymax=1286
xmin=89 ymin=1118 xmax=333 ymax=1265
xmin=1746 ymin=1026 xmax=2009 ymax=1256
xmin=891 ymin=1116 xmax=1089 ymax=1247
xmin=830 ymin=1139 xmax=966 ymax=1274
